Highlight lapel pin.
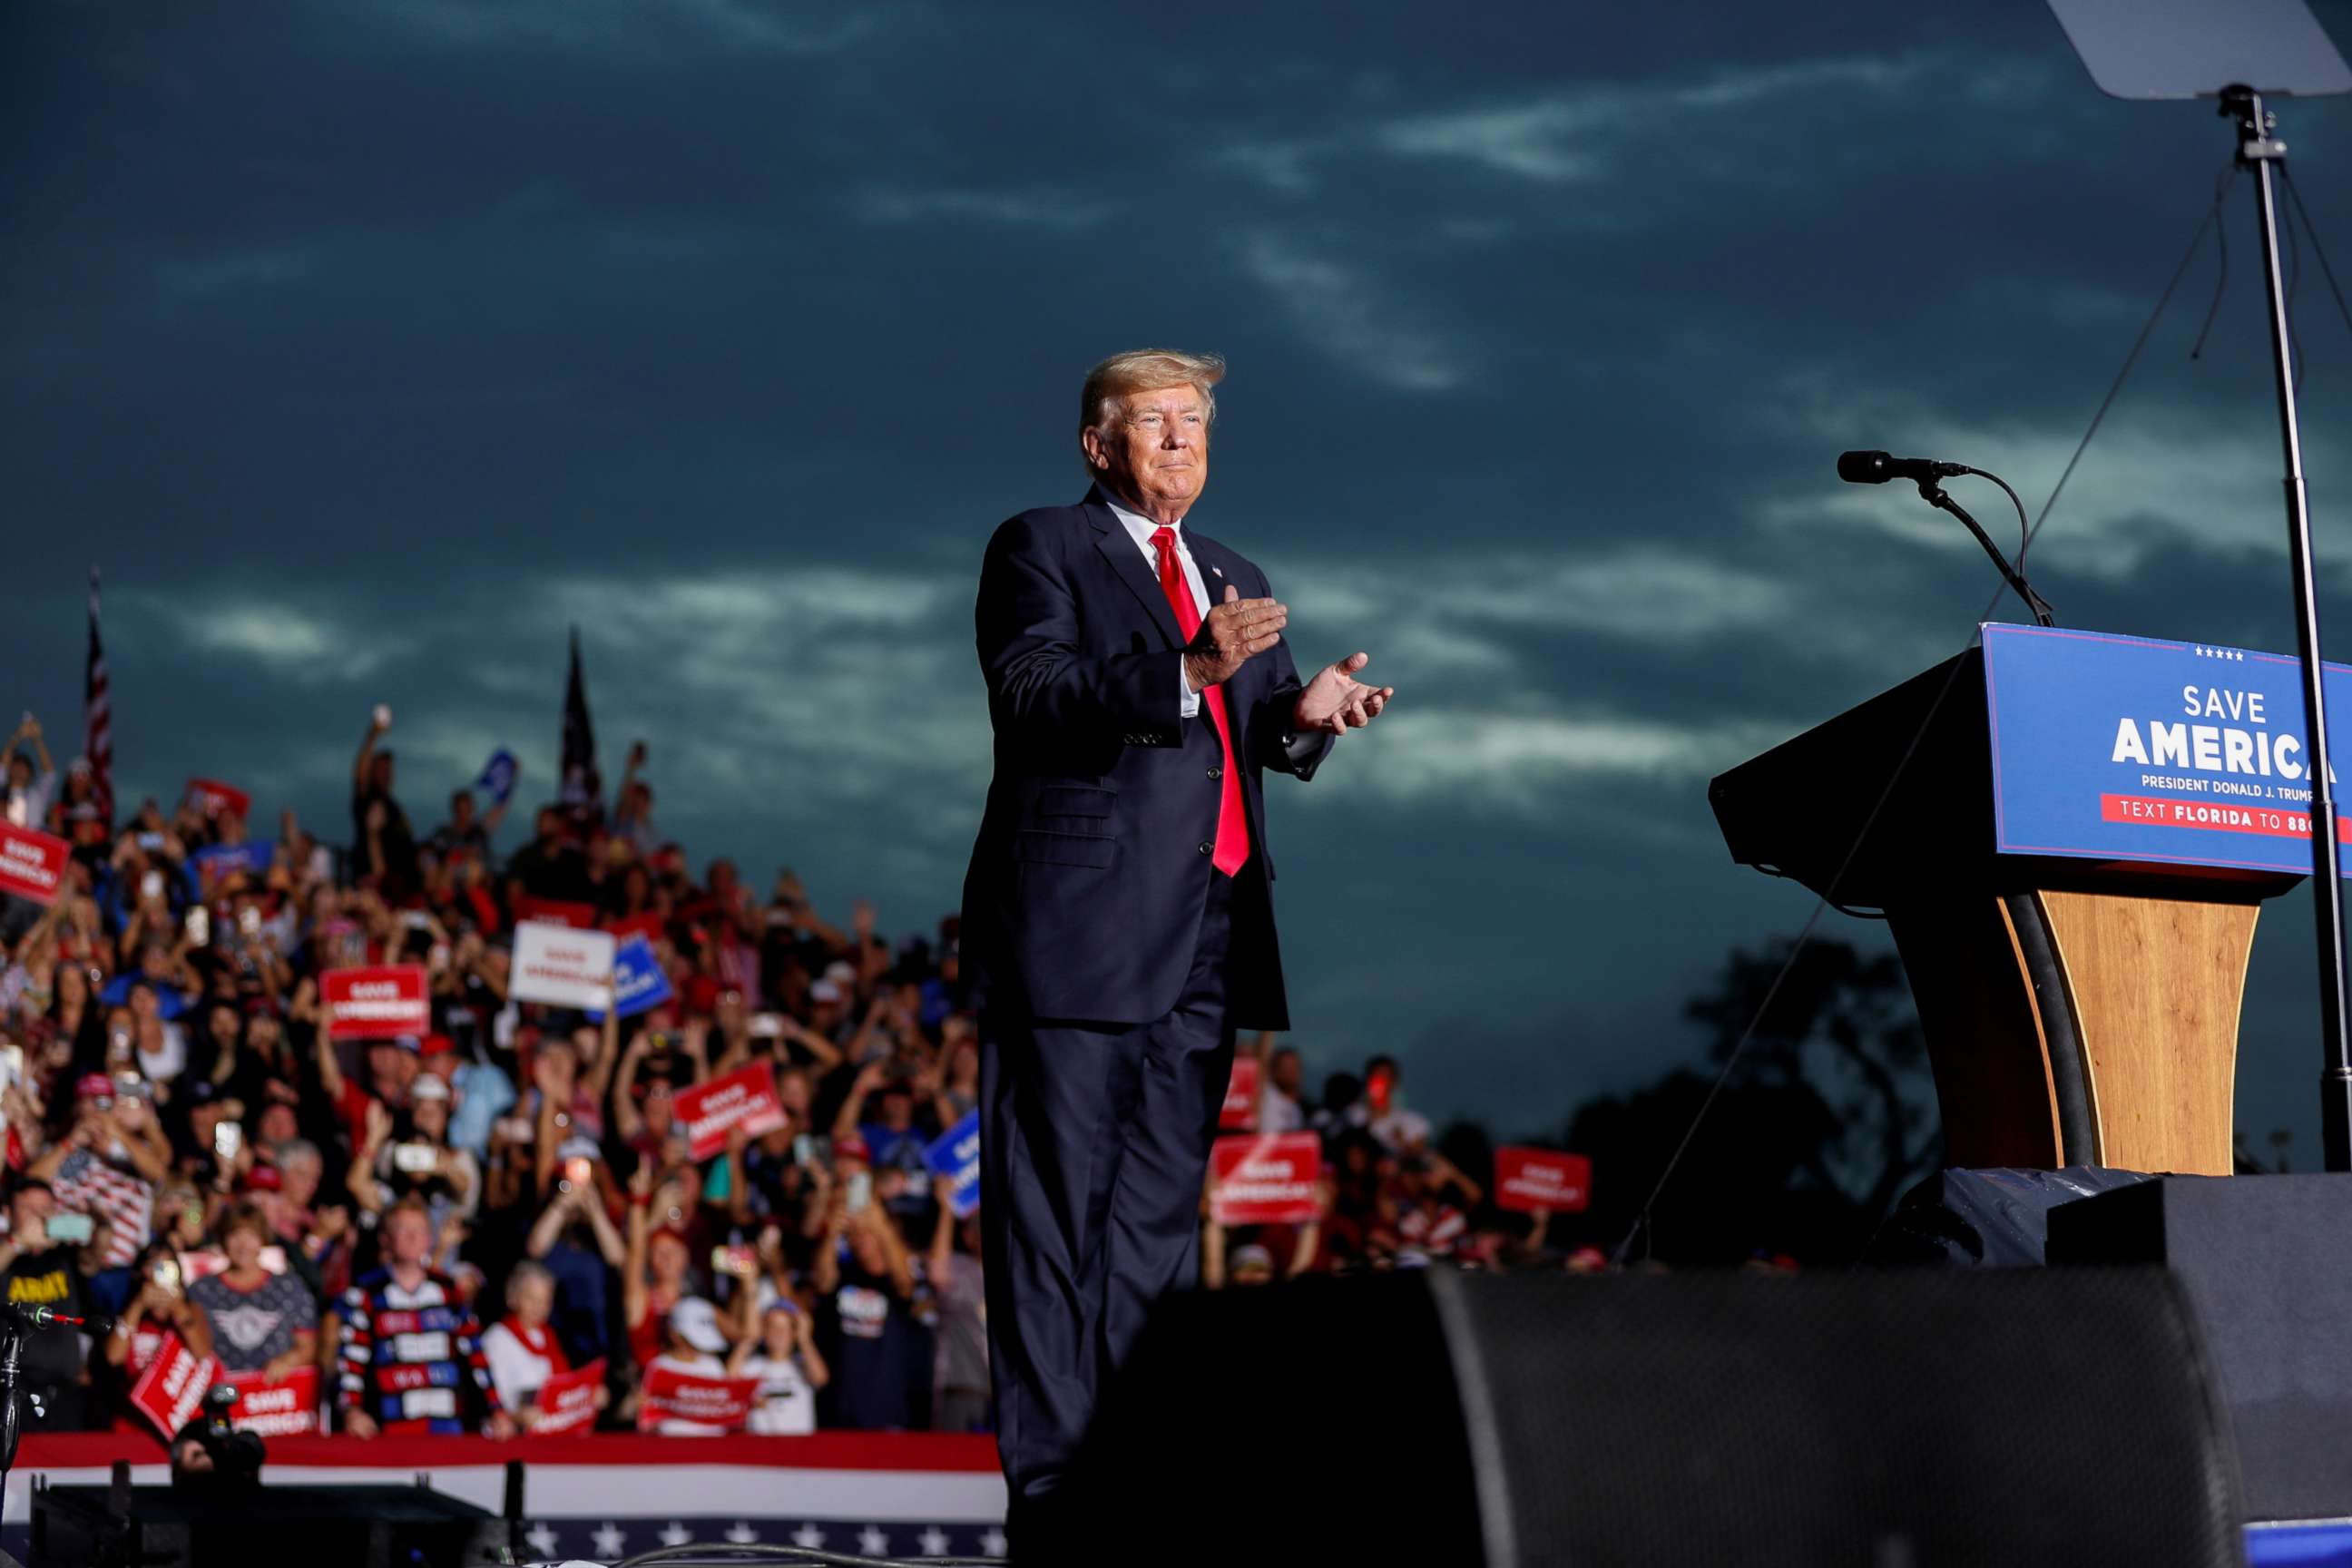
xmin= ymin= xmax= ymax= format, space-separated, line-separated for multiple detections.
xmin=1211 ymin=565 xmax=1223 ymax=578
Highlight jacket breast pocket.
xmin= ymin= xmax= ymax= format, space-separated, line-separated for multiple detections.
xmin=1026 ymin=786 xmax=1117 ymax=839
xmin=1013 ymin=829 xmax=1116 ymax=870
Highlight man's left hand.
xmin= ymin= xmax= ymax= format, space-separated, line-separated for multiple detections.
xmin=1294 ymin=653 xmax=1394 ymax=735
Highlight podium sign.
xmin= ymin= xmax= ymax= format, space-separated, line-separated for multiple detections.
xmin=1984 ymin=622 xmax=2352 ymax=877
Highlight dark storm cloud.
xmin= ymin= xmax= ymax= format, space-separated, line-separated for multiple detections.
xmin=8 ymin=0 xmax=2352 ymax=1149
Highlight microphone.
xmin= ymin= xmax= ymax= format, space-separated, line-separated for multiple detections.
xmin=1838 ymin=449 xmax=1969 ymax=485
xmin=4 ymin=1302 xmax=90 ymax=1329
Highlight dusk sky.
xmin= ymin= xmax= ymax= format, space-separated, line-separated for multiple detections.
xmin=7 ymin=0 xmax=2352 ymax=1161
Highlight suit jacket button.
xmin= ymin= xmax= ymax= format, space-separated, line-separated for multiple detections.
xmin=1197 ymin=840 xmax=1213 ymax=856
xmin=1207 ymin=766 xmax=1222 ymax=781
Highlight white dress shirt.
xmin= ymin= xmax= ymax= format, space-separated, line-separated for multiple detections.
xmin=1103 ymin=495 xmax=1209 ymax=719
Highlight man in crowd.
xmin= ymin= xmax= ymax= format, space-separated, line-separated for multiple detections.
xmin=334 ymin=1198 xmax=514 ymax=1437
xmin=0 ymin=1181 xmax=91 ymax=1429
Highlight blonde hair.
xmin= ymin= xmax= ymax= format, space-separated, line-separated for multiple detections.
xmin=1078 ymin=348 xmax=1226 ymax=446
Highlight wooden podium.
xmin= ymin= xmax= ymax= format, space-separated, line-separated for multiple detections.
xmin=1710 ymin=644 xmax=2303 ymax=1176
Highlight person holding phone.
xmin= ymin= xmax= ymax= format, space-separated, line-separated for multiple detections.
xmin=352 ymin=1078 xmax=477 ymax=1221
xmin=349 ymin=708 xmax=420 ymax=903
xmin=103 ymin=1238 xmax=216 ymax=1383
xmin=812 ymin=1192 xmax=918 ymax=1430
xmin=523 ymin=1140 xmax=628 ymax=1371
xmin=0 ymin=1180 xmax=98 ymax=1429
xmin=730 ymin=1298 xmax=828 ymax=1436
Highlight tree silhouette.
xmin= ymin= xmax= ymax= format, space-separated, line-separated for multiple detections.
xmin=1563 ymin=936 xmax=1939 ymax=1266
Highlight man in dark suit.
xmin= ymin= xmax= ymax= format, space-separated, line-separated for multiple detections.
xmin=963 ymin=348 xmax=1392 ymax=1557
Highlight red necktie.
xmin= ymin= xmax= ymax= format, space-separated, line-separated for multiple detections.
xmin=1151 ymin=526 xmax=1250 ymax=876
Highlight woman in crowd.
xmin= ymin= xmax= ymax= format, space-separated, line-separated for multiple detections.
xmin=481 ymin=1259 xmax=605 ymax=1427
xmin=623 ymin=1160 xmax=708 ymax=1367
xmin=104 ymin=1238 xmax=215 ymax=1377
xmin=187 ymin=1202 xmax=316 ymax=1377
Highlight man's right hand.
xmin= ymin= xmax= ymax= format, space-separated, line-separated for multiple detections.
xmin=1182 ymin=586 xmax=1288 ymax=691
xmin=344 ymin=1410 xmax=379 ymax=1439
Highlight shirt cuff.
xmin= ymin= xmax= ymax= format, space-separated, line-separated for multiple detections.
xmin=1178 ymin=662 xmax=1201 ymax=719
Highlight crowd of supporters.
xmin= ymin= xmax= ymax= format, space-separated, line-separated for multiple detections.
xmin=0 ymin=708 xmax=1564 ymax=1440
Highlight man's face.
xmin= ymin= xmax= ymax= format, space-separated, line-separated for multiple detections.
xmin=1087 ymin=385 xmax=1210 ymax=517
xmin=451 ymin=793 xmax=474 ymax=828
xmin=370 ymin=1043 xmax=417 ymax=1094
xmin=385 ymin=1210 xmax=432 ymax=1266
xmin=281 ymin=1154 xmax=320 ymax=1207
xmin=1272 ymin=1050 xmax=1302 ymax=1095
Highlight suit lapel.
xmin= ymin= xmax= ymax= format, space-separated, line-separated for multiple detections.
xmin=1086 ymin=492 xmax=1186 ymax=652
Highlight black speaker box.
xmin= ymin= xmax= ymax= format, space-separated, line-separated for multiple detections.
xmin=29 ymin=1480 xmax=510 ymax=1568
xmin=2049 ymin=1171 xmax=2352 ymax=1523
xmin=1066 ymin=1267 xmax=2245 ymax=1567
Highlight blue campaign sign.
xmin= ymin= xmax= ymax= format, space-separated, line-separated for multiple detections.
xmin=923 ymin=1111 xmax=981 ymax=1217
xmin=594 ymin=935 xmax=672 ymax=1021
xmin=1984 ymin=622 xmax=2352 ymax=877
xmin=190 ymin=841 xmax=272 ymax=885
xmin=476 ymin=748 xmax=519 ymax=806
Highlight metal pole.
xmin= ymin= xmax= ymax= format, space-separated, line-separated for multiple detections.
xmin=2227 ymin=87 xmax=2352 ymax=1171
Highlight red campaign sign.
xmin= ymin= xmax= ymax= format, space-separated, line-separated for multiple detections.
xmin=1210 ymin=1132 xmax=1322 ymax=1225
xmin=217 ymin=1366 xmax=320 ymax=1436
xmin=321 ymin=965 xmax=430 ymax=1040
xmin=1494 ymin=1148 xmax=1592 ymax=1214
xmin=184 ymin=778 xmax=251 ymax=821
xmin=532 ymin=1357 xmax=605 ymax=1436
xmin=601 ymin=913 xmax=666 ymax=945
xmin=1219 ymin=1055 xmax=1260 ymax=1131
xmin=127 ymin=1332 xmax=221 ymax=1441
xmin=0 ymin=823 xmax=72 ymax=906
xmin=636 ymin=1365 xmax=758 ymax=1432
xmin=514 ymin=896 xmax=599 ymax=930
xmin=673 ymin=1062 xmax=787 ymax=1161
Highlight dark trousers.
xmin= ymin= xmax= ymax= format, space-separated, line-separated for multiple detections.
xmin=979 ymin=868 xmax=1240 ymax=1556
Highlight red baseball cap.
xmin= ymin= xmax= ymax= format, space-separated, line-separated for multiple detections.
xmin=420 ymin=1034 xmax=456 ymax=1058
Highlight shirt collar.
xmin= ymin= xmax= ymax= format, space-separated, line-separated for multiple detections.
xmin=1099 ymin=487 xmax=1185 ymax=546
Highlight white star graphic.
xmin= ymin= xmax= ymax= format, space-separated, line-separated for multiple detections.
xmin=524 ymin=1521 xmax=558 ymax=1557
xmin=793 ymin=1523 xmax=828 ymax=1549
xmin=917 ymin=1524 xmax=953 ymax=1556
xmin=591 ymin=1523 xmax=627 ymax=1559
xmin=982 ymin=1526 xmax=1009 ymax=1556
xmin=724 ymin=1522 xmax=760 ymax=1544
xmin=858 ymin=1524 xmax=891 ymax=1556
xmin=659 ymin=1521 xmax=691 ymax=1547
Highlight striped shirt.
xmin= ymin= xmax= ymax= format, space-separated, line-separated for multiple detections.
xmin=52 ymin=1149 xmax=152 ymax=1269
xmin=335 ymin=1267 xmax=502 ymax=1434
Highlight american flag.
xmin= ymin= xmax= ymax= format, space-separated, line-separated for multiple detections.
xmin=84 ymin=566 xmax=113 ymax=826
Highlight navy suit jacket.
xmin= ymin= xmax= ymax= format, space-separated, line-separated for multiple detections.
xmin=961 ymin=489 xmax=1331 ymax=1030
